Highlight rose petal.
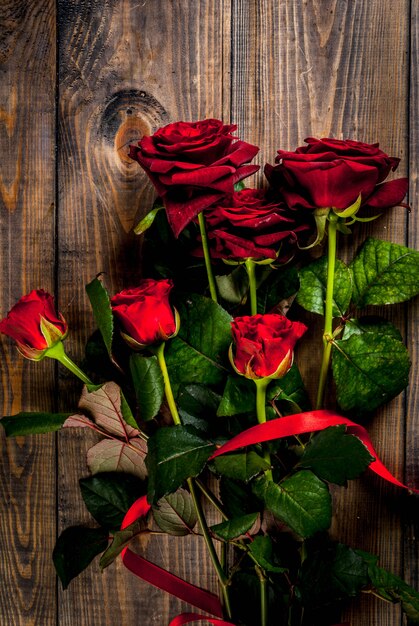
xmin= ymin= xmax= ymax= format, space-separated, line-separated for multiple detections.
xmin=363 ymin=178 xmax=408 ymax=209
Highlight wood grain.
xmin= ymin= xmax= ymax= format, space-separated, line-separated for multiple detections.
xmin=0 ymin=1 xmax=416 ymax=624
xmin=404 ymin=0 xmax=419 ymax=609
xmin=0 ymin=1 xmax=57 ymax=625
xmin=230 ymin=1 xmax=409 ymax=624
xmin=57 ymin=1 xmax=230 ymax=623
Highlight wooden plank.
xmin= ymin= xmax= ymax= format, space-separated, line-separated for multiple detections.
xmin=0 ymin=1 xmax=57 ymax=625
xmin=405 ymin=0 xmax=419 ymax=603
xmin=230 ymin=1 xmax=409 ymax=624
xmin=57 ymin=1 xmax=230 ymax=623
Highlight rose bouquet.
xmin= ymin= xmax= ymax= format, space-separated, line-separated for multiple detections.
xmin=1 ymin=119 xmax=419 ymax=626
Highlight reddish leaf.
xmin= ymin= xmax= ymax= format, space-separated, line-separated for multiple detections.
xmin=63 ymin=414 xmax=95 ymax=429
xmin=87 ymin=438 xmax=147 ymax=478
xmin=78 ymin=382 xmax=139 ymax=439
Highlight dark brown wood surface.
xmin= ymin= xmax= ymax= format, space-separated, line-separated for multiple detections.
xmin=0 ymin=1 xmax=416 ymax=624
xmin=0 ymin=1 xmax=57 ymax=625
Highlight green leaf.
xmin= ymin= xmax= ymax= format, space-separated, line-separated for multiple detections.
xmin=297 ymin=256 xmax=352 ymax=317
xmin=53 ymin=526 xmax=109 ymax=589
xmin=86 ymin=276 xmax=114 ymax=358
xmin=1 ymin=411 xmax=70 ymax=436
xmin=177 ymin=384 xmax=221 ymax=419
xmin=213 ymin=451 xmax=270 ymax=483
xmin=300 ymin=542 xmax=369 ymax=606
xmin=84 ymin=330 xmax=120 ymax=378
xmin=257 ymin=265 xmax=300 ymax=314
xmin=268 ymin=364 xmax=311 ymax=412
xmin=211 ymin=512 xmax=259 ymax=541
xmin=165 ymin=294 xmax=232 ymax=393
xmin=79 ymin=472 xmax=145 ymax=530
xmin=248 ymin=535 xmax=288 ymax=573
xmin=253 ymin=471 xmax=331 ymax=538
xmin=217 ymin=364 xmax=310 ymax=417
xmin=130 ymin=354 xmax=164 ymax=421
xmin=332 ymin=332 xmax=410 ymax=413
xmin=351 ymin=237 xmax=419 ymax=308
xmin=217 ymin=376 xmax=255 ymax=416
xmin=219 ymin=477 xmax=262 ymax=519
xmin=298 ymin=425 xmax=374 ymax=485
xmin=99 ymin=518 xmax=149 ymax=570
xmin=234 ymin=180 xmax=247 ymax=191
xmin=133 ymin=200 xmax=164 ymax=235
xmin=216 ymin=266 xmax=249 ymax=304
xmin=152 ymin=488 xmax=198 ymax=536
xmin=146 ymin=425 xmax=215 ymax=503
xmin=342 ymin=316 xmax=403 ymax=341
xmin=362 ymin=556 xmax=419 ymax=622
xmin=177 ymin=384 xmax=221 ymax=433
xmin=120 ymin=391 xmax=140 ymax=430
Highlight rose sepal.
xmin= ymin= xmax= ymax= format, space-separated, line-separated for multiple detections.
xmin=40 ymin=314 xmax=68 ymax=346
xmin=228 ymin=343 xmax=294 ymax=380
xmin=222 ymin=258 xmax=245 ymax=266
xmin=345 ymin=213 xmax=382 ymax=225
xmin=14 ymin=316 xmax=68 ymax=361
xmin=253 ymin=254 xmax=280 ymax=266
xmin=133 ymin=199 xmax=165 ymax=236
xmin=43 ymin=340 xmax=67 ymax=361
xmin=120 ymin=307 xmax=180 ymax=351
xmin=332 ymin=193 xmax=362 ymax=219
xmin=298 ymin=207 xmax=330 ymax=250
xmin=16 ymin=343 xmax=49 ymax=361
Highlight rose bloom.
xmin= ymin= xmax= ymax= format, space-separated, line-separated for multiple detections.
xmin=0 ymin=289 xmax=68 ymax=360
xmin=265 ymin=137 xmax=408 ymax=213
xmin=230 ymin=314 xmax=307 ymax=379
xmin=202 ymin=188 xmax=313 ymax=261
xmin=129 ymin=119 xmax=260 ymax=237
xmin=111 ymin=278 xmax=177 ymax=349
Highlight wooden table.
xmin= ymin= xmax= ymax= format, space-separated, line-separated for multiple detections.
xmin=0 ymin=1 xmax=417 ymax=624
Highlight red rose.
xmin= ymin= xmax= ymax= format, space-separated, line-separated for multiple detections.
xmin=265 ymin=137 xmax=408 ymax=213
xmin=0 ymin=289 xmax=68 ymax=360
xmin=111 ymin=279 xmax=178 ymax=349
xmin=201 ymin=188 xmax=313 ymax=261
xmin=230 ymin=314 xmax=307 ymax=379
xmin=129 ymin=119 xmax=260 ymax=237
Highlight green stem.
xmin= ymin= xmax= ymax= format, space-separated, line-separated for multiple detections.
xmin=256 ymin=566 xmax=268 ymax=626
xmin=154 ymin=344 xmax=232 ymax=618
xmin=254 ymin=378 xmax=273 ymax=481
xmin=198 ymin=211 xmax=218 ymax=303
xmin=197 ymin=482 xmax=272 ymax=624
xmin=245 ymin=258 xmax=258 ymax=315
xmin=221 ymin=541 xmax=228 ymax=578
xmin=315 ymin=215 xmax=338 ymax=409
xmin=187 ymin=477 xmax=232 ymax=619
xmin=154 ymin=343 xmax=181 ymax=425
xmin=195 ymin=479 xmax=229 ymax=520
xmin=45 ymin=341 xmax=92 ymax=384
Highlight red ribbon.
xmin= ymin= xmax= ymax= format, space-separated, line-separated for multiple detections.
xmin=168 ymin=613 xmax=235 ymax=625
xmin=168 ymin=617 xmax=348 ymax=626
xmin=120 ymin=409 xmax=417 ymax=626
xmin=210 ymin=410 xmax=418 ymax=493
xmin=120 ymin=496 xmax=224 ymax=618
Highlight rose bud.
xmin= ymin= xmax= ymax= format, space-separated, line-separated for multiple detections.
xmin=129 ymin=118 xmax=260 ymax=237
xmin=230 ymin=314 xmax=307 ymax=380
xmin=265 ymin=137 xmax=408 ymax=214
xmin=0 ymin=289 xmax=68 ymax=361
xmin=111 ymin=278 xmax=179 ymax=349
xmin=200 ymin=188 xmax=313 ymax=262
